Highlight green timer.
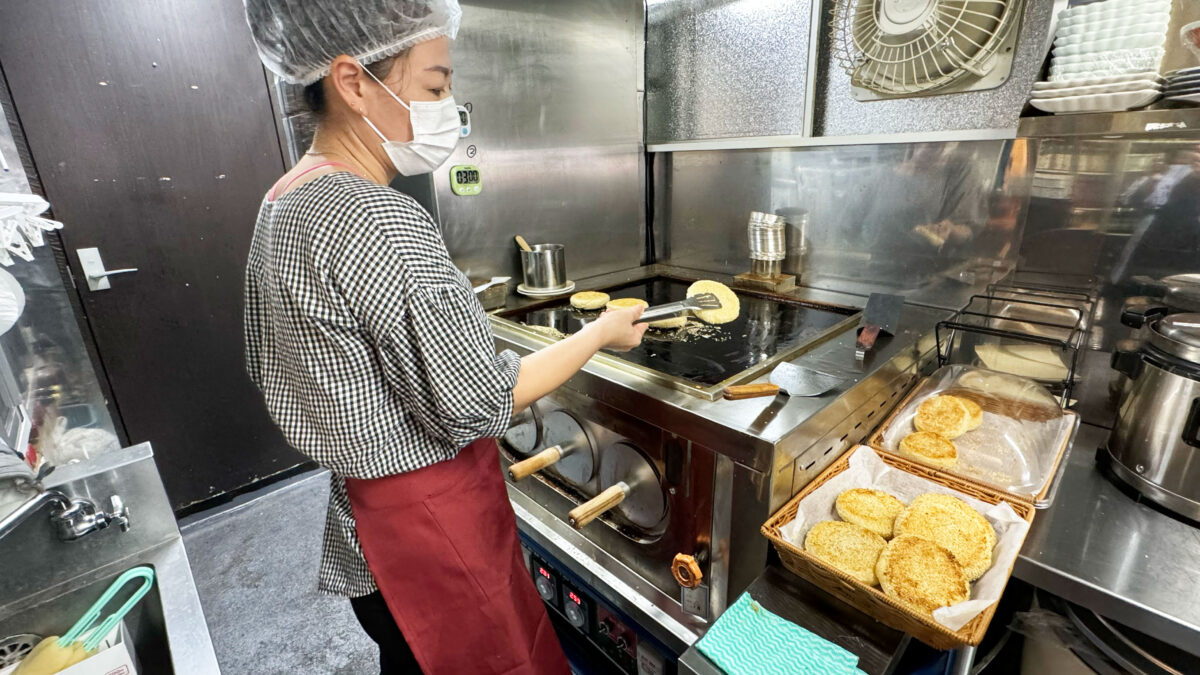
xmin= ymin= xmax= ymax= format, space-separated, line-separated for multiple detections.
xmin=450 ymin=164 xmax=481 ymax=196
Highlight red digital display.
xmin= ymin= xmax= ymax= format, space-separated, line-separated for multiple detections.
xmin=568 ymin=591 xmax=583 ymax=605
xmin=539 ymin=567 xmax=551 ymax=580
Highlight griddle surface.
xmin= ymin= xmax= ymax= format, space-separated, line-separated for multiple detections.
xmin=502 ymin=278 xmax=853 ymax=388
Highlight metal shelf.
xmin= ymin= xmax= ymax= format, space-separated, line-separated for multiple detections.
xmin=1018 ymin=108 xmax=1200 ymax=138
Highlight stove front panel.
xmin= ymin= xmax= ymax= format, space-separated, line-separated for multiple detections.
xmin=501 ymin=385 xmax=719 ymax=616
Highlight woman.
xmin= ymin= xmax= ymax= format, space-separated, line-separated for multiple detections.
xmin=241 ymin=2 xmax=647 ymax=672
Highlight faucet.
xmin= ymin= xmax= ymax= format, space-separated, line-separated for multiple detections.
xmin=0 ymin=487 xmax=130 ymax=542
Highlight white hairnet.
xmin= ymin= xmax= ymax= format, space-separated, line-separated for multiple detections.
xmin=244 ymin=0 xmax=462 ymax=85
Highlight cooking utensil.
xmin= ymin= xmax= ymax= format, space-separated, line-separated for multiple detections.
xmin=635 ymin=293 xmax=721 ymax=323
xmin=514 ymin=235 xmax=532 ymax=252
xmin=472 ymin=276 xmax=511 ymax=294
xmin=856 ymin=293 xmax=904 ymax=362
xmin=14 ymin=566 xmax=155 ymax=675
xmin=519 ymin=243 xmax=567 ymax=291
xmin=508 ymin=410 xmax=594 ymax=484
xmin=722 ymin=362 xmax=844 ymax=400
xmin=569 ymin=441 xmax=665 ymax=530
xmin=1106 ymin=313 xmax=1200 ymax=520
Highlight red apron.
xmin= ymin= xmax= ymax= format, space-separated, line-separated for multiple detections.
xmin=345 ymin=438 xmax=570 ymax=675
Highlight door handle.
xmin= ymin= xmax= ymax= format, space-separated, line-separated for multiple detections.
xmin=76 ymin=247 xmax=138 ymax=291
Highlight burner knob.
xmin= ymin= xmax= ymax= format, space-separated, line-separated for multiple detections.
xmin=509 ymin=445 xmax=563 ymax=481
xmin=672 ymin=553 xmax=703 ymax=588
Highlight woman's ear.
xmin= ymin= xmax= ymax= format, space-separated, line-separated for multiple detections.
xmin=328 ymin=55 xmax=368 ymax=117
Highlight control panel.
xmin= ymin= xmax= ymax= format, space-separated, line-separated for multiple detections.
xmin=525 ymin=546 xmax=669 ymax=675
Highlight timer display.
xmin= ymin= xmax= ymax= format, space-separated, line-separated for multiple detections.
xmin=449 ymin=164 xmax=481 ymax=196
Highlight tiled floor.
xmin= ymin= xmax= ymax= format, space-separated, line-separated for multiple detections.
xmin=181 ymin=471 xmax=377 ymax=674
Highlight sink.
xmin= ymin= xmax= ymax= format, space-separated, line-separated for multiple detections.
xmin=0 ymin=566 xmax=172 ymax=672
xmin=0 ymin=444 xmax=219 ymax=674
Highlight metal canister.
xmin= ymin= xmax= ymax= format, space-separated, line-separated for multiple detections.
xmin=520 ymin=243 xmax=567 ymax=290
xmin=747 ymin=211 xmax=786 ymax=277
xmin=775 ymin=207 xmax=809 ymax=279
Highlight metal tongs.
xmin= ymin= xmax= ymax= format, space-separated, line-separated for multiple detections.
xmin=635 ymin=293 xmax=721 ymax=323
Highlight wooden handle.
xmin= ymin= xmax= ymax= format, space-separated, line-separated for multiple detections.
xmin=856 ymin=324 xmax=881 ymax=352
xmin=568 ymin=483 xmax=628 ymax=529
xmin=508 ymin=445 xmax=562 ymax=481
xmin=514 ymin=235 xmax=533 ymax=252
xmin=722 ymin=383 xmax=781 ymax=400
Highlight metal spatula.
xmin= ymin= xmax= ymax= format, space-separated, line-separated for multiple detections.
xmin=723 ymin=362 xmax=844 ymax=399
xmin=635 ymin=293 xmax=721 ymax=323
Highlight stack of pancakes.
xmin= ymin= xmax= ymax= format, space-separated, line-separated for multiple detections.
xmin=804 ymin=488 xmax=997 ymax=617
xmin=897 ymin=395 xmax=983 ymax=469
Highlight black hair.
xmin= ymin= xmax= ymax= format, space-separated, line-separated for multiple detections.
xmin=303 ymin=54 xmax=404 ymax=117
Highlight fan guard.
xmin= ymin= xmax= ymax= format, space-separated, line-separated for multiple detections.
xmin=831 ymin=0 xmax=1023 ymax=98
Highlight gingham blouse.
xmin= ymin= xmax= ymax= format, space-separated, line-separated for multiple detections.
xmin=244 ymin=171 xmax=520 ymax=597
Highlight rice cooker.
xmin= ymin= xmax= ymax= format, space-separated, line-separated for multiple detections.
xmin=1106 ymin=313 xmax=1200 ymax=520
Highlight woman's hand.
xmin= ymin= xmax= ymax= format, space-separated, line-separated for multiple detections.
xmin=511 ymin=304 xmax=648 ymax=410
xmin=588 ymin=306 xmax=649 ymax=352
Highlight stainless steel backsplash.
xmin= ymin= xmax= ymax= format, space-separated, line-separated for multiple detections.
xmin=430 ymin=0 xmax=646 ymax=284
xmin=653 ymin=140 xmax=1032 ymax=307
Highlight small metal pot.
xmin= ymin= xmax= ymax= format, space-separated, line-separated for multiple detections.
xmin=520 ymin=244 xmax=567 ymax=290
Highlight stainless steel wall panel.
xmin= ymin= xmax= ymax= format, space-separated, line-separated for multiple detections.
xmin=431 ymin=0 xmax=645 ymax=282
xmin=654 ymin=140 xmax=1029 ymax=307
xmin=815 ymin=0 xmax=1056 ymax=136
xmin=646 ymin=0 xmax=815 ymax=143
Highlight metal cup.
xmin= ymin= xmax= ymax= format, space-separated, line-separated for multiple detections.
xmin=520 ymin=244 xmax=567 ymax=290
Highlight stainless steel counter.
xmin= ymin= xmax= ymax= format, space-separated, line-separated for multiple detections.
xmin=1014 ymin=422 xmax=1200 ymax=658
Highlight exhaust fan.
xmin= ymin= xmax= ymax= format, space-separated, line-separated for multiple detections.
xmin=831 ymin=0 xmax=1026 ymax=100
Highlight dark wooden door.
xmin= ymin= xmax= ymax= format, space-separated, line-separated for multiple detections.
xmin=0 ymin=0 xmax=303 ymax=509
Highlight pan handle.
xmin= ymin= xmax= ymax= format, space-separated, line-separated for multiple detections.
xmin=508 ymin=445 xmax=563 ymax=481
xmin=723 ymin=383 xmax=780 ymax=400
xmin=568 ymin=483 xmax=628 ymax=528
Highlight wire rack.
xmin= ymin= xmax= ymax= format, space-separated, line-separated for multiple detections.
xmin=830 ymin=0 xmax=1023 ymax=96
xmin=936 ymin=287 xmax=1095 ymax=407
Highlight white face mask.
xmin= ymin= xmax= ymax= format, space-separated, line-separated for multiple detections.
xmin=360 ymin=66 xmax=460 ymax=176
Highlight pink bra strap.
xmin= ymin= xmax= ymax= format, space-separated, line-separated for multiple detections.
xmin=269 ymin=161 xmax=352 ymax=200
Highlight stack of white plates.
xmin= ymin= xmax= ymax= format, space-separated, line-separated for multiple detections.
xmin=1031 ymin=0 xmax=1171 ymax=114
xmin=1162 ymin=66 xmax=1200 ymax=104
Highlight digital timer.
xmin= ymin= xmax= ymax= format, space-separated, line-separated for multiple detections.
xmin=449 ymin=164 xmax=481 ymax=196
xmin=568 ymin=591 xmax=582 ymax=605
xmin=539 ymin=567 xmax=551 ymax=580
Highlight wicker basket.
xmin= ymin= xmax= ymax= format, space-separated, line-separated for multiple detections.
xmin=867 ymin=380 xmax=1078 ymax=506
xmin=760 ymin=448 xmax=1035 ymax=650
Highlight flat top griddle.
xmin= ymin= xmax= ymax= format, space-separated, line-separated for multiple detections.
xmin=496 ymin=277 xmax=856 ymax=392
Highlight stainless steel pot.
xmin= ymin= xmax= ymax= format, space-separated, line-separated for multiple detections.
xmin=520 ymin=244 xmax=567 ymax=291
xmin=1106 ymin=313 xmax=1200 ymax=520
xmin=1121 ymin=273 xmax=1200 ymax=329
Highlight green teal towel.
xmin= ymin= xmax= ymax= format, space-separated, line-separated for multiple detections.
xmin=695 ymin=593 xmax=868 ymax=675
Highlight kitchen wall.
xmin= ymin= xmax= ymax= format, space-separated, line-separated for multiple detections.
xmin=430 ymin=0 xmax=646 ymax=284
xmin=653 ymin=140 xmax=1033 ymax=309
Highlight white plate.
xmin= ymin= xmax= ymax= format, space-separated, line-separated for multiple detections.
xmin=1030 ymin=89 xmax=1161 ymax=114
xmin=1165 ymin=92 xmax=1200 ymax=104
xmin=1057 ymin=15 xmax=1169 ymax=40
xmin=1050 ymin=46 xmax=1164 ymax=68
xmin=1058 ymin=0 xmax=1170 ymax=29
xmin=1053 ymin=32 xmax=1166 ymax=57
xmin=1033 ymin=71 xmax=1163 ymax=90
xmin=517 ymin=281 xmax=575 ymax=297
xmin=1031 ymin=79 xmax=1160 ymax=99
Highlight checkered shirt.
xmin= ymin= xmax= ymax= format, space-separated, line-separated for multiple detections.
xmin=244 ymin=172 xmax=520 ymax=597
